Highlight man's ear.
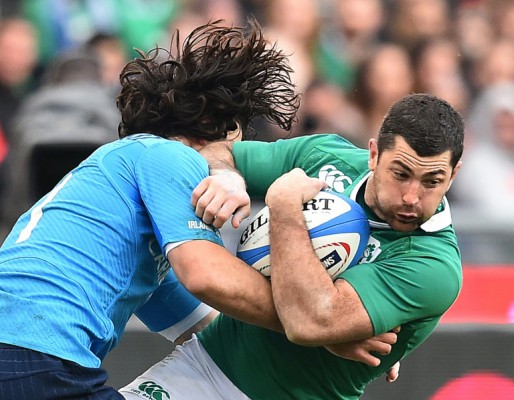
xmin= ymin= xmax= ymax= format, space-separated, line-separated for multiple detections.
xmin=447 ymin=160 xmax=463 ymax=191
xmin=368 ymin=139 xmax=379 ymax=171
xmin=191 ymin=138 xmax=209 ymax=151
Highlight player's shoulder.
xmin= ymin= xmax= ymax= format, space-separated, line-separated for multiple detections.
xmin=371 ymin=228 xmax=461 ymax=275
xmin=120 ymin=134 xmax=204 ymax=162
xmin=122 ymin=133 xmax=185 ymax=150
xmin=298 ymin=134 xmax=369 ymax=164
xmin=276 ymin=133 xmax=362 ymax=149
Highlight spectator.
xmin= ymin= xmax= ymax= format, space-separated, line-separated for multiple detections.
xmin=0 ymin=17 xmax=38 ymax=139
xmin=165 ymin=0 xmax=245 ymax=42
xmin=166 ymin=10 xmax=207 ymax=45
xmin=316 ymin=0 xmax=386 ymax=91
xmin=452 ymin=82 xmax=514 ymax=222
xmin=387 ymin=0 xmax=453 ymax=51
xmin=0 ymin=17 xmax=39 ymax=224
xmin=200 ymin=0 xmax=245 ymax=26
xmin=473 ymin=38 xmax=514 ymax=90
xmin=295 ymin=79 xmax=367 ymax=147
xmin=350 ymin=43 xmax=415 ymax=138
xmin=85 ymin=32 xmax=128 ymax=94
xmin=411 ymin=36 xmax=471 ymax=115
xmin=242 ymin=0 xmax=322 ymax=141
xmin=486 ymin=0 xmax=514 ymax=40
xmin=22 ymin=0 xmax=179 ymax=63
xmin=454 ymin=3 xmax=494 ymax=96
xmin=263 ymin=0 xmax=321 ymax=94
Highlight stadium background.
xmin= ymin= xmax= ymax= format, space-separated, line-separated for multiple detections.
xmin=1 ymin=1 xmax=514 ymax=399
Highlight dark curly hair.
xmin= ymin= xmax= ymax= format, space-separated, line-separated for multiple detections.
xmin=116 ymin=17 xmax=300 ymax=140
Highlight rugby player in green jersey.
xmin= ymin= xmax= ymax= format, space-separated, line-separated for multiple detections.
xmin=120 ymin=92 xmax=463 ymax=398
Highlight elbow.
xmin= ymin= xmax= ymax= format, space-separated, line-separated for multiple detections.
xmin=284 ymin=329 xmax=317 ymax=346
xmin=278 ymin=295 xmax=340 ymax=346
xmin=174 ymin=268 xmax=212 ymax=298
xmin=281 ymin=317 xmax=332 ymax=346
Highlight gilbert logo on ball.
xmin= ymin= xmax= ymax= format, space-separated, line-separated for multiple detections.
xmin=237 ymin=191 xmax=370 ymax=280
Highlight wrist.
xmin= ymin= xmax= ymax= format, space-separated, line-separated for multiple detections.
xmin=266 ymin=191 xmax=304 ymax=211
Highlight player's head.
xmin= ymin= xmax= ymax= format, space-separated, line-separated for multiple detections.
xmin=377 ymin=93 xmax=464 ymax=169
xmin=116 ymin=17 xmax=300 ymax=141
xmin=366 ymin=93 xmax=464 ymax=231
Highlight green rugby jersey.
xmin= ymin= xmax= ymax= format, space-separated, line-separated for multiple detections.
xmin=198 ymin=134 xmax=462 ymax=399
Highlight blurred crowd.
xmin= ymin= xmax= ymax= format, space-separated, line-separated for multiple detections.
xmin=0 ymin=0 xmax=514 ymax=259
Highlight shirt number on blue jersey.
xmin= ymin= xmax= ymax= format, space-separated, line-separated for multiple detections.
xmin=16 ymin=173 xmax=73 ymax=243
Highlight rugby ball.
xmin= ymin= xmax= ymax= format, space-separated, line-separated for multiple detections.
xmin=236 ymin=191 xmax=370 ymax=280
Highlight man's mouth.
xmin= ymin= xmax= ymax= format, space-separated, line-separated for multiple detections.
xmin=396 ymin=212 xmax=418 ymax=223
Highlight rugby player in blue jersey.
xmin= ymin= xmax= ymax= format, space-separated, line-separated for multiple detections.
xmin=0 ymin=19 xmax=299 ymax=399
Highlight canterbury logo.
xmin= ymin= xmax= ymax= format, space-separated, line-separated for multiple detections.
xmin=319 ymin=165 xmax=352 ymax=193
xmin=138 ymin=381 xmax=171 ymax=400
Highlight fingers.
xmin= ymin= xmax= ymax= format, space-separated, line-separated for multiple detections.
xmin=324 ymin=343 xmax=381 ymax=367
xmin=192 ymin=176 xmax=250 ymax=229
xmin=231 ymin=205 xmax=251 ymax=229
xmin=191 ymin=178 xmax=213 ymax=221
xmin=352 ymin=349 xmax=381 ymax=367
xmin=360 ymin=331 xmax=397 ymax=357
xmin=386 ymin=361 xmax=400 ymax=383
xmin=266 ymin=168 xmax=328 ymax=206
xmin=372 ymin=331 xmax=398 ymax=346
xmin=191 ymin=178 xmax=209 ymax=208
xmin=193 ymin=188 xmax=219 ymax=225
xmin=368 ymin=341 xmax=392 ymax=356
xmin=212 ymin=198 xmax=250 ymax=229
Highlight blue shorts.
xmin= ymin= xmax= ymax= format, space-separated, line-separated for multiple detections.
xmin=0 ymin=343 xmax=124 ymax=399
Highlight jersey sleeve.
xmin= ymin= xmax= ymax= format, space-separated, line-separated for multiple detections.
xmin=135 ymin=269 xmax=212 ymax=340
xmin=232 ymin=134 xmax=338 ymax=197
xmin=342 ymin=240 xmax=462 ymax=335
xmin=232 ymin=134 xmax=368 ymax=198
xmin=135 ymin=142 xmax=223 ymax=251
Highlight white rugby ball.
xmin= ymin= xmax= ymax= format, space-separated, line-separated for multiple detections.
xmin=236 ymin=191 xmax=370 ymax=280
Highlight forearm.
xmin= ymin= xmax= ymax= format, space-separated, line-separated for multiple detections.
xmin=266 ymin=169 xmax=373 ymax=344
xmin=191 ymin=267 xmax=281 ymax=332
xmin=268 ymin=200 xmax=345 ymax=343
xmin=200 ymin=141 xmax=237 ymax=174
xmin=169 ymin=241 xmax=283 ymax=332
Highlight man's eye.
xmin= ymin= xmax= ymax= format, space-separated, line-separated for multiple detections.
xmin=424 ymin=180 xmax=441 ymax=188
xmin=394 ymin=171 xmax=408 ymax=180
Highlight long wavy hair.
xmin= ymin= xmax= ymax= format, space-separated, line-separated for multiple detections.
xmin=116 ymin=17 xmax=300 ymax=140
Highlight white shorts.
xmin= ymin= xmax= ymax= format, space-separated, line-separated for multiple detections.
xmin=119 ymin=334 xmax=250 ymax=400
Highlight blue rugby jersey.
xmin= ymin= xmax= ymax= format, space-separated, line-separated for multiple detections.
xmin=0 ymin=134 xmax=222 ymax=367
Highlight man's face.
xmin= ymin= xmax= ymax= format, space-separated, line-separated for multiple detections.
xmin=365 ymin=136 xmax=461 ymax=232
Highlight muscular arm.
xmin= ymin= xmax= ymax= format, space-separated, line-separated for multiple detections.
xmin=266 ymin=169 xmax=374 ymax=345
xmin=170 ymin=240 xmax=398 ymax=367
xmin=168 ymin=240 xmax=282 ymax=332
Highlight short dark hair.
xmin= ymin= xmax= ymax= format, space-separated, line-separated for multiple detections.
xmin=116 ymin=18 xmax=300 ymax=140
xmin=377 ymin=93 xmax=464 ymax=168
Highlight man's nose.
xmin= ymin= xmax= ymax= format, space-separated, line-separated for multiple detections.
xmin=402 ymin=182 xmax=420 ymax=205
